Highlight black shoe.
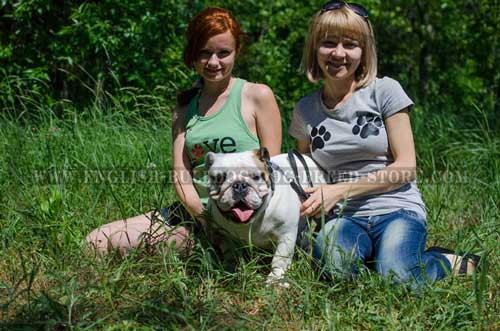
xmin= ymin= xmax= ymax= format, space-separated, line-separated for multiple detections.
xmin=427 ymin=246 xmax=481 ymax=274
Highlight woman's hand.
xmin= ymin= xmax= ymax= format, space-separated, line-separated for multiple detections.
xmin=300 ymin=184 xmax=347 ymax=217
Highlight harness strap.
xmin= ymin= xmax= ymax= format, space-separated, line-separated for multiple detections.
xmin=287 ymin=149 xmax=313 ymax=201
xmin=287 ymin=149 xmax=325 ymax=238
xmin=268 ymin=155 xmax=322 ymax=246
xmin=288 ymin=149 xmax=313 ymax=188
xmin=266 ymin=161 xmax=276 ymax=192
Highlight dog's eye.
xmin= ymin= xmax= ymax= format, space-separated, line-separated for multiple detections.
xmin=212 ymin=173 xmax=226 ymax=185
xmin=253 ymin=172 xmax=265 ymax=181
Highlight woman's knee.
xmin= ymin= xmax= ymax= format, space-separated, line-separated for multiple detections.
xmin=315 ymin=218 xmax=369 ymax=256
xmin=86 ymin=225 xmax=115 ymax=255
xmin=146 ymin=225 xmax=193 ymax=254
xmin=374 ymin=258 xmax=415 ymax=283
xmin=374 ymin=214 xmax=428 ymax=282
xmin=313 ymin=218 xmax=370 ymax=277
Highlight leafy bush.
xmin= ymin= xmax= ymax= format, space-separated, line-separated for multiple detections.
xmin=0 ymin=0 xmax=498 ymax=128
xmin=0 ymin=0 xmax=198 ymax=112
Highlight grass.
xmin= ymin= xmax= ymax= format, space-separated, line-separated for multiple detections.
xmin=0 ymin=99 xmax=499 ymax=330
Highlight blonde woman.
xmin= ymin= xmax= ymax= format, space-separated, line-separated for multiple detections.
xmin=289 ymin=1 xmax=479 ymax=286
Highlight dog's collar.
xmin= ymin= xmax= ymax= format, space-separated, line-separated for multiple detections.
xmin=266 ymin=161 xmax=278 ymax=192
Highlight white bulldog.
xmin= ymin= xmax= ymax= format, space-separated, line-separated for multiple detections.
xmin=205 ymin=148 xmax=325 ymax=285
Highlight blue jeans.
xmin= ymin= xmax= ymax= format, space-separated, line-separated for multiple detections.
xmin=313 ymin=209 xmax=451 ymax=287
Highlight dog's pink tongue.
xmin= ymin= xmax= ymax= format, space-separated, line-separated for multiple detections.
xmin=231 ymin=207 xmax=254 ymax=223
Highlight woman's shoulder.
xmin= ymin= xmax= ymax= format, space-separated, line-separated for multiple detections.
xmin=242 ymin=81 xmax=275 ymax=101
xmin=374 ymin=76 xmax=406 ymax=90
xmin=241 ymin=81 xmax=278 ymax=110
xmin=295 ymin=90 xmax=321 ymax=110
xmin=372 ymin=76 xmax=414 ymax=116
xmin=373 ymin=76 xmax=412 ymax=98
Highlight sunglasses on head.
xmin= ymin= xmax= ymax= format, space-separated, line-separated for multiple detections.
xmin=320 ymin=1 xmax=369 ymax=20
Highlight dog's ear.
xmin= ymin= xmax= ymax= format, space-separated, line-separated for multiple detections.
xmin=205 ymin=152 xmax=216 ymax=170
xmin=258 ymin=147 xmax=270 ymax=163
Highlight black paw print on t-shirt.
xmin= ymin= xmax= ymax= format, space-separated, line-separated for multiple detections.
xmin=352 ymin=115 xmax=383 ymax=139
xmin=311 ymin=125 xmax=331 ymax=151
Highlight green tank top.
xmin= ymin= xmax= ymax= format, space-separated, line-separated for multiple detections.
xmin=184 ymin=78 xmax=260 ymax=203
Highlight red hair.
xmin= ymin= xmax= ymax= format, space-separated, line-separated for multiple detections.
xmin=183 ymin=7 xmax=246 ymax=68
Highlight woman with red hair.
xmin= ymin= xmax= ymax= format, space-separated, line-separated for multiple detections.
xmin=86 ymin=7 xmax=282 ymax=255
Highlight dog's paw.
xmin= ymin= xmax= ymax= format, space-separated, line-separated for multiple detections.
xmin=265 ymin=271 xmax=290 ymax=289
xmin=265 ymin=277 xmax=290 ymax=289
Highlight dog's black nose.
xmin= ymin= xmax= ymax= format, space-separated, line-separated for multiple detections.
xmin=232 ymin=181 xmax=249 ymax=195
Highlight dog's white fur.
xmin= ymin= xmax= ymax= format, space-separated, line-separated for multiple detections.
xmin=206 ymin=150 xmax=325 ymax=285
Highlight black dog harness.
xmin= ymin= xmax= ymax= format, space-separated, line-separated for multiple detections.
xmin=286 ymin=149 xmax=314 ymax=201
xmin=266 ymin=149 xmax=313 ymax=202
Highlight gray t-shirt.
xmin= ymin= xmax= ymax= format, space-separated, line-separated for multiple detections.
xmin=289 ymin=77 xmax=426 ymax=218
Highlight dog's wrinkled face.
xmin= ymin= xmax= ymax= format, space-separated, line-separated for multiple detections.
xmin=206 ymin=150 xmax=271 ymax=223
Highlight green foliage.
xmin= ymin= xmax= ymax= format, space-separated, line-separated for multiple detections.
xmin=1 ymin=0 xmax=498 ymax=128
xmin=372 ymin=0 xmax=499 ymax=125
xmin=0 ymin=0 xmax=197 ymax=111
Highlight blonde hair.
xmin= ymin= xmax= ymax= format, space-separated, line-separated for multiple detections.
xmin=302 ymin=5 xmax=377 ymax=88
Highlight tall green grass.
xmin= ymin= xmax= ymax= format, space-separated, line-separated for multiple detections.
xmin=0 ymin=91 xmax=499 ymax=330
